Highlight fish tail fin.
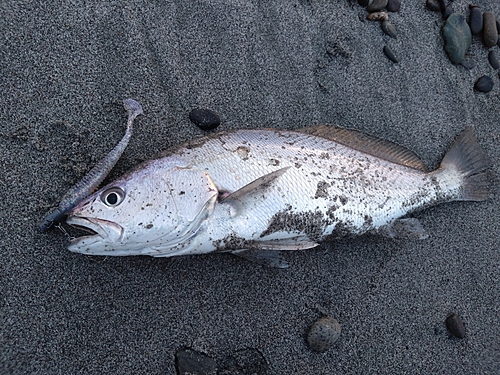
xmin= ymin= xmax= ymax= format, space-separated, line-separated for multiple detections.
xmin=439 ymin=127 xmax=495 ymax=201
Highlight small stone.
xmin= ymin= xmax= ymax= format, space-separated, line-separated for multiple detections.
xmin=386 ymin=0 xmax=401 ymax=12
xmin=474 ymin=75 xmax=494 ymax=92
xmin=367 ymin=11 xmax=388 ymax=21
xmin=442 ymin=13 xmax=472 ymax=64
xmin=358 ymin=0 xmax=369 ymax=6
xmin=176 ymin=349 xmax=218 ymax=375
xmin=381 ymin=20 xmax=397 ymax=38
xmin=366 ymin=0 xmax=388 ymax=13
xmin=426 ymin=0 xmax=440 ymax=12
xmin=488 ymin=51 xmax=500 ymax=69
xmin=483 ymin=12 xmax=498 ymax=48
xmin=442 ymin=4 xmax=453 ymax=20
xmin=460 ymin=57 xmax=475 ymax=69
xmin=307 ymin=316 xmax=341 ymax=353
xmin=383 ymin=45 xmax=399 ymax=63
xmin=189 ymin=108 xmax=221 ymax=130
xmin=468 ymin=5 xmax=483 ymax=35
xmin=445 ymin=314 xmax=466 ymax=339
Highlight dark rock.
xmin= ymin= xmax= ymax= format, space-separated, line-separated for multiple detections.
xmin=381 ymin=20 xmax=397 ymax=38
xmin=469 ymin=5 xmax=483 ymax=35
xmin=307 ymin=316 xmax=341 ymax=353
xmin=383 ymin=45 xmax=399 ymax=63
xmin=438 ymin=0 xmax=446 ymax=13
xmin=497 ymin=20 xmax=500 ymax=47
xmin=176 ymin=349 xmax=218 ymax=375
xmin=189 ymin=108 xmax=221 ymax=130
xmin=442 ymin=13 xmax=472 ymax=64
xmin=358 ymin=0 xmax=370 ymax=6
xmin=488 ymin=51 xmax=500 ymax=69
xmin=442 ymin=4 xmax=453 ymax=20
xmin=366 ymin=0 xmax=388 ymax=13
xmin=483 ymin=12 xmax=498 ymax=48
xmin=426 ymin=0 xmax=440 ymax=12
xmin=386 ymin=0 xmax=401 ymax=12
xmin=460 ymin=57 xmax=475 ymax=69
xmin=445 ymin=314 xmax=466 ymax=339
xmin=474 ymin=75 xmax=494 ymax=92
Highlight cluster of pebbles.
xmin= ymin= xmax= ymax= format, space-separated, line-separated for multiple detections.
xmin=359 ymin=0 xmax=402 ymax=63
xmin=427 ymin=1 xmax=500 ymax=92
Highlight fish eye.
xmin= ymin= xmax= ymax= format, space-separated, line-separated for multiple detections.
xmin=101 ymin=187 xmax=125 ymax=207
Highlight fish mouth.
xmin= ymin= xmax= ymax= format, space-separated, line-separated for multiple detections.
xmin=66 ymin=216 xmax=123 ymax=252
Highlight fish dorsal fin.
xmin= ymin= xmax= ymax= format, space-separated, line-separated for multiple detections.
xmin=299 ymin=125 xmax=427 ymax=171
xmin=220 ymin=167 xmax=291 ymax=203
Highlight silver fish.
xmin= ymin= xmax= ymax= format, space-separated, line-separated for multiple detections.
xmin=66 ymin=125 xmax=493 ymax=267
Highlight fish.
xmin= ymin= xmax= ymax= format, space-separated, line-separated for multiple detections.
xmin=65 ymin=125 xmax=493 ymax=267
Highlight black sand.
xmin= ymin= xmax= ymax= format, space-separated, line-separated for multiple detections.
xmin=1 ymin=1 xmax=499 ymax=374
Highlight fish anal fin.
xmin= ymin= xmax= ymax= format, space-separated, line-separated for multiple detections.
xmin=379 ymin=218 xmax=428 ymax=240
xmin=299 ymin=125 xmax=427 ymax=171
xmin=220 ymin=166 xmax=290 ymax=203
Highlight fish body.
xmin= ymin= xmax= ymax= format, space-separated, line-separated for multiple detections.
xmin=66 ymin=126 xmax=493 ymax=263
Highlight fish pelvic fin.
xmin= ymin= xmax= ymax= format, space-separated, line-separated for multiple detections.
xmin=439 ymin=127 xmax=495 ymax=201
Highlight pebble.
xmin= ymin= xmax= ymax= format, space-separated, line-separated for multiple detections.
xmin=483 ymin=11 xmax=498 ymax=48
xmin=358 ymin=0 xmax=369 ymax=6
xmin=425 ymin=0 xmax=440 ymax=12
xmin=383 ymin=45 xmax=399 ymax=63
xmin=474 ymin=75 xmax=494 ymax=92
xmin=189 ymin=108 xmax=221 ymax=130
xmin=176 ymin=348 xmax=218 ymax=375
xmin=442 ymin=13 xmax=472 ymax=64
xmin=442 ymin=4 xmax=453 ymax=20
xmin=367 ymin=12 xmax=388 ymax=21
xmin=468 ymin=5 xmax=483 ymax=35
xmin=488 ymin=50 xmax=500 ymax=69
xmin=460 ymin=57 xmax=475 ymax=69
xmin=366 ymin=0 xmax=388 ymax=13
xmin=307 ymin=316 xmax=341 ymax=352
xmin=381 ymin=20 xmax=397 ymax=38
xmin=445 ymin=314 xmax=466 ymax=339
xmin=386 ymin=0 xmax=401 ymax=12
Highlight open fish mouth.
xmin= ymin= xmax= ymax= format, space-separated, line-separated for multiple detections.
xmin=66 ymin=216 xmax=123 ymax=252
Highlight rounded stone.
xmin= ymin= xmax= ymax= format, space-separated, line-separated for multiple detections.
xmin=383 ymin=45 xmax=399 ymax=63
xmin=474 ymin=76 xmax=494 ymax=93
xmin=358 ymin=0 xmax=369 ymax=6
xmin=367 ymin=12 xmax=388 ymax=21
xmin=442 ymin=4 xmax=453 ymax=20
xmin=366 ymin=0 xmax=388 ymax=13
xmin=469 ymin=5 xmax=483 ymax=35
xmin=488 ymin=51 xmax=500 ymax=69
xmin=460 ymin=57 xmax=475 ymax=70
xmin=386 ymin=0 xmax=401 ymax=12
xmin=381 ymin=20 xmax=397 ymax=38
xmin=483 ymin=12 xmax=498 ymax=48
xmin=445 ymin=314 xmax=466 ymax=339
xmin=307 ymin=316 xmax=341 ymax=353
xmin=426 ymin=0 xmax=440 ymax=12
xmin=442 ymin=13 xmax=472 ymax=64
xmin=189 ymin=108 xmax=221 ymax=130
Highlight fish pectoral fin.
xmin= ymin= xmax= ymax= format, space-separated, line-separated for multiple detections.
xmin=379 ymin=218 xmax=429 ymax=240
xmin=219 ymin=167 xmax=290 ymax=204
xmin=231 ymin=249 xmax=289 ymax=269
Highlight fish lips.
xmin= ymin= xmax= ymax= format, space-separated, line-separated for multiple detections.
xmin=66 ymin=216 xmax=123 ymax=252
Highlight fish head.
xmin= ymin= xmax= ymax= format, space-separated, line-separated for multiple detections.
xmin=66 ymin=157 xmax=219 ymax=255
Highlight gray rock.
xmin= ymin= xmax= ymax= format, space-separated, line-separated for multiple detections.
xmin=358 ymin=0 xmax=370 ymax=7
xmin=469 ymin=5 xmax=483 ymax=35
xmin=445 ymin=314 xmax=466 ymax=339
xmin=442 ymin=13 xmax=472 ymax=64
xmin=474 ymin=76 xmax=494 ymax=93
xmin=488 ymin=51 xmax=500 ymax=69
xmin=367 ymin=0 xmax=388 ymax=13
xmin=381 ymin=20 xmax=397 ymax=38
xmin=426 ymin=0 xmax=440 ymax=12
xmin=483 ymin=12 xmax=498 ymax=48
xmin=460 ymin=57 xmax=475 ymax=70
xmin=176 ymin=349 xmax=218 ymax=375
xmin=386 ymin=0 xmax=401 ymax=12
xmin=383 ymin=45 xmax=399 ymax=63
xmin=307 ymin=316 xmax=341 ymax=353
